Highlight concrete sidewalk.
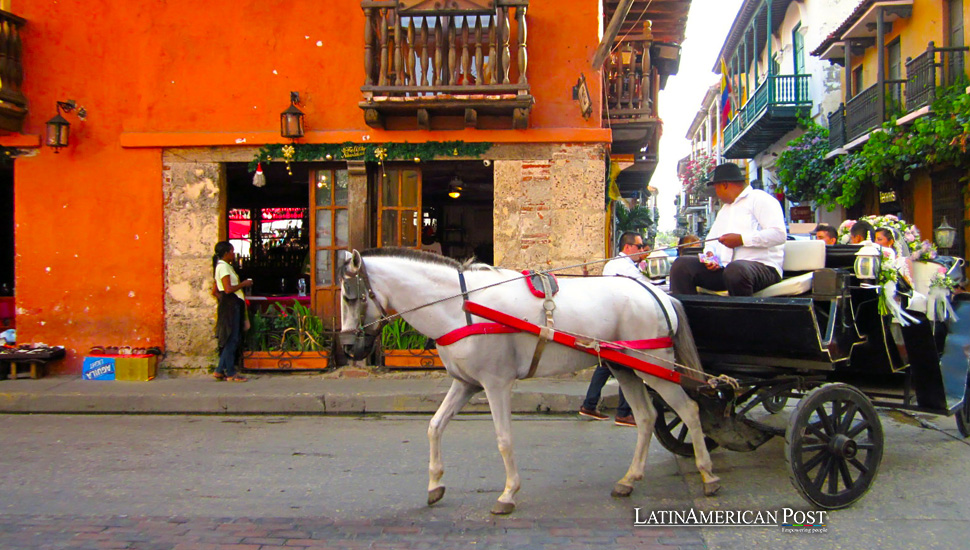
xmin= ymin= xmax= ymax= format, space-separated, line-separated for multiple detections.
xmin=0 ymin=371 xmax=618 ymax=415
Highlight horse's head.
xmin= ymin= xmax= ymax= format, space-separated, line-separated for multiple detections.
xmin=338 ymin=250 xmax=386 ymax=360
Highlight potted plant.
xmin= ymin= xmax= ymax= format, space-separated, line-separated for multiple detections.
xmin=242 ymin=302 xmax=333 ymax=371
xmin=379 ymin=318 xmax=444 ymax=369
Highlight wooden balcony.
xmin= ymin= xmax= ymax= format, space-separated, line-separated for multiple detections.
xmin=0 ymin=10 xmax=27 ymax=133
xmin=722 ymin=74 xmax=811 ymax=159
xmin=905 ymin=42 xmax=968 ymax=113
xmin=828 ymin=103 xmax=846 ymax=150
xmin=359 ymin=0 xmax=533 ymax=130
xmin=845 ymin=81 xmax=903 ymax=143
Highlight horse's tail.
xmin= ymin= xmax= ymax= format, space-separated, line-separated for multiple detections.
xmin=670 ymin=297 xmax=704 ymax=376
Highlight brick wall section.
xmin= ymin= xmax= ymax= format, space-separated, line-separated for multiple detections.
xmin=493 ymin=144 xmax=607 ymax=275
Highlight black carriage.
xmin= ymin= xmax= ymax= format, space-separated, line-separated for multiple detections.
xmin=659 ymin=241 xmax=970 ymax=510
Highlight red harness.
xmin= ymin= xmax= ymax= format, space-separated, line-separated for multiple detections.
xmin=434 ymin=302 xmax=677 ymax=383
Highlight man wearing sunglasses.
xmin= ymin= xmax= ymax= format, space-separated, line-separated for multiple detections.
xmin=601 ymin=231 xmax=651 ymax=282
xmin=579 ymin=231 xmax=652 ymax=427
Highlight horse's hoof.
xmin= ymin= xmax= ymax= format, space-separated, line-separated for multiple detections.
xmin=611 ymin=483 xmax=634 ymax=498
xmin=703 ymin=481 xmax=721 ymax=496
xmin=490 ymin=501 xmax=516 ymax=515
xmin=428 ymin=486 xmax=446 ymax=506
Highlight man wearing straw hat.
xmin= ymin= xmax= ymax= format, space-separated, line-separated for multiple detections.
xmin=669 ymin=163 xmax=786 ymax=297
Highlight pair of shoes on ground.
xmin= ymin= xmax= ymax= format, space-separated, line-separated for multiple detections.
xmin=579 ymin=407 xmax=636 ymax=427
xmin=213 ymin=373 xmax=248 ymax=382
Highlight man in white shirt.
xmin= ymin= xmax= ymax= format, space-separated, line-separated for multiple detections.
xmin=669 ymin=163 xmax=786 ymax=296
xmin=602 ymin=231 xmax=650 ymax=281
xmin=579 ymin=231 xmax=650 ymax=427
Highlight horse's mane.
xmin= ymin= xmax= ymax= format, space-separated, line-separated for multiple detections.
xmin=359 ymin=247 xmax=494 ymax=271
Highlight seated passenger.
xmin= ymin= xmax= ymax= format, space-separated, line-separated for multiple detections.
xmin=669 ymin=163 xmax=786 ymax=296
xmin=849 ymin=220 xmax=875 ymax=244
xmin=814 ymin=224 xmax=838 ymax=245
xmin=875 ymin=227 xmax=914 ymax=287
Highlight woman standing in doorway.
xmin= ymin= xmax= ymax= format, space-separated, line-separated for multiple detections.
xmin=212 ymin=241 xmax=252 ymax=382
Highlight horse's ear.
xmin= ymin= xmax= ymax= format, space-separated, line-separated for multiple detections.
xmin=346 ymin=249 xmax=362 ymax=276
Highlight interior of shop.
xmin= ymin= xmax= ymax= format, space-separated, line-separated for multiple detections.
xmin=416 ymin=160 xmax=494 ymax=264
xmin=225 ymin=162 xmax=310 ymax=297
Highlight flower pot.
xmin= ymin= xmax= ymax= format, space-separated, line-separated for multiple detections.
xmin=243 ymin=351 xmax=330 ymax=371
xmin=381 ymin=349 xmax=444 ymax=369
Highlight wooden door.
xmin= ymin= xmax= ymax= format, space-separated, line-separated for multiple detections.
xmin=377 ymin=167 xmax=422 ymax=248
xmin=310 ymin=168 xmax=349 ymax=327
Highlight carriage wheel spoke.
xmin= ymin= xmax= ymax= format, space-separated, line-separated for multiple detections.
xmin=837 ymin=457 xmax=855 ymax=488
xmin=846 ymin=420 xmax=870 ymax=438
xmin=854 ymin=442 xmax=875 ymax=450
xmin=665 ymin=416 xmax=682 ymax=432
xmin=812 ymin=455 xmax=834 ymax=490
xmin=816 ymin=405 xmax=836 ymax=436
xmin=802 ymin=448 xmax=827 ymax=473
xmin=848 ymin=457 xmax=870 ymax=475
xmin=799 ymin=443 xmax=827 ymax=453
xmin=806 ymin=420 xmax=830 ymax=443
xmin=827 ymin=457 xmax=841 ymax=493
xmin=837 ymin=403 xmax=859 ymax=433
xmin=676 ymin=425 xmax=689 ymax=445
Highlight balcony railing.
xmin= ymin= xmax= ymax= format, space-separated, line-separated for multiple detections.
xmin=905 ymin=42 xmax=969 ymax=112
xmin=0 ymin=10 xmax=27 ymax=133
xmin=360 ymin=1 xmax=531 ymax=128
xmin=723 ymin=74 xmax=811 ymax=146
xmin=828 ymin=104 xmax=846 ymax=150
xmin=845 ymin=81 xmax=903 ymax=142
xmin=603 ymin=39 xmax=654 ymax=120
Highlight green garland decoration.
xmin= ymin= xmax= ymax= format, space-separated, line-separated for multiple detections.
xmin=249 ymin=141 xmax=493 ymax=172
xmin=0 ymin=146 xmax=23 ymax=167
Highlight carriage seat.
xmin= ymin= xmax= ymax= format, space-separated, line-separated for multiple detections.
xmin=697 ymin=239 xmax=826 ymax=298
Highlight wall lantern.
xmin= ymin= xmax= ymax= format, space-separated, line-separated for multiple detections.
xmin=448 ymin=175 xmax=463 ymax=199
xmin=854 ymin=240 xmax=881 ymax=280
xmin=45 ymin=100 xmax=86 ymax=151
xmin=280 ymin=91 xmax=305 ymax=139
xmin=935 ymin=216 xmax=957 ymax=252
xmin=645 ymin=249 xmax=670 ymax=280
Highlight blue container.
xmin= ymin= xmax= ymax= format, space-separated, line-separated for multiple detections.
xmin=82 ymin=356 xmax=116 ymax=381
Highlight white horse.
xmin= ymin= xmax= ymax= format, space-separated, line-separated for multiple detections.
xmin=338 ymin=248 xmax=720 ymax=514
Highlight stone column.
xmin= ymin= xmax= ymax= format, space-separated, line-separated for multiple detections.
xmin=162 ymin=160 xmax=225 ymax=372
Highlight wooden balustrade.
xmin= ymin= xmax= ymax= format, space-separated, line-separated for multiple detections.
xmin=905 ymin=42 xmax=969 ymax=112
xmin=0 ymin=10 xmax=27 ymax=133
xmin=361 ymin=1 xmax=529 ymax=97
xmin=603 ymin=39 xmax=653 ymax=119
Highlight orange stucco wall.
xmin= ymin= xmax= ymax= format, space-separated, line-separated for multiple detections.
xmin=7 ymin=0 xmax=607 ymax=373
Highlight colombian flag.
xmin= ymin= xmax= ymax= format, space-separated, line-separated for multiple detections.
xmin=719 ymin=58 xmax=732 ymax=129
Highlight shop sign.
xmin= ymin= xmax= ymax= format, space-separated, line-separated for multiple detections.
xmin=341 ymin=145 xmax=366 ymax=159
xmin=790 ymin=205 xmax=812 ymax=222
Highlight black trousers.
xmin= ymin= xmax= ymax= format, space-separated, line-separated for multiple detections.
xmin=669 ymin=256 xmax=780 ymax=296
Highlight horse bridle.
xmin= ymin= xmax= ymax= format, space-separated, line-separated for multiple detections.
xmin=342 ymin=257 xmax=389 ymax=353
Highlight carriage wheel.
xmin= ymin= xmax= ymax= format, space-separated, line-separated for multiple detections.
xmin=785 ymin=383 xmax=883 ymax=510
xmin=650 ymin=391 xmax=718 ymax=458
xmin=762 ymin=393 xmax=789 ymax=414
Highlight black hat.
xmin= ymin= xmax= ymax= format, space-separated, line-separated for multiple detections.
xmin=707 ymin=163 xmax=745 ymax=185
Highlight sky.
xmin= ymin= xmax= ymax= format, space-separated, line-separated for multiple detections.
xmin=653 ymin=0 xmax=744 ymax=231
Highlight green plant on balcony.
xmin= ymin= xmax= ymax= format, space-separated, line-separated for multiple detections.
xmin=776 ymin=118 xmax=840 ymax=206
xmin=833 ymin=81 xmax=970 ymax=208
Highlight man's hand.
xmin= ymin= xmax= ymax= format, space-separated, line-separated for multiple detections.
xmin=718 ymin=233 xmax=744 ymax=248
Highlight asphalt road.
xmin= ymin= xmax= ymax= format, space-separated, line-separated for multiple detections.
xmin=1 ymin=410 xmax=968 ymax=549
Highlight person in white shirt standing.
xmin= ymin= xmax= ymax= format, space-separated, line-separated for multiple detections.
xmin=669 ymin=163 xmax=786 ymax=296
xmin=579 ymin=231 xmax=651 ymax=427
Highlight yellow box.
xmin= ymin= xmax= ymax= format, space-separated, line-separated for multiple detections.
xmin=114 ymin=355 xmax=157 ymax=381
